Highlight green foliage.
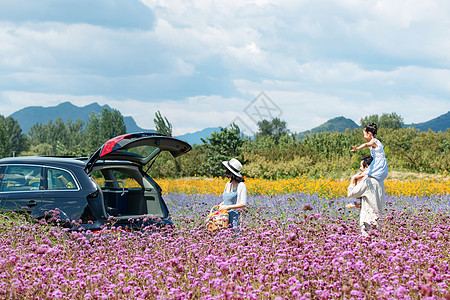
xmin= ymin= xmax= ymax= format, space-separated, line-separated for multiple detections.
xmin=24 ymin=108 xmax=126 ymax=156
xmin=380 ymin=112 xmax=404 ymax=129
xmin=302 ymin=130 xmax=362 ymax=158
xmin=154 ymin=111 xmax=172 ymax=136
xmin=201 ymin=123 xmax=244 ymax=177
xmin=162 ymin=127 xmax=449 ymax=179
xmin=2 ymin=109 xmax=448 ymax=178
xmin=360 ymin=114 xmax=379 ymax=127
xmin=360 ymin=112 xmax=404 ymax=129
xmin=244 ymin=155 xmax=315 ymax=179
xmin=256 ymin=117 xmax=289 ymax=144
xmin=84 ymin=108 xmax=127 ymax=153
xmin=84 ymin=112 xmax=101 ymax=153
xmin=22 ymin=143 xmax=53 ymax=156
xmin=99 ymin=108 xmax=127 ymax=141
xmin=383 ymin=128 xmax=450 ymax=172
xmin=146 ymin=145 xmax=208 ymax=178
xmin=5 ymin=116 xmax=27 ymax=156
xmin=27 ymin=118 xmax=86 ymax=156
xmin=0 ymin=116 xmax=11 ymax=158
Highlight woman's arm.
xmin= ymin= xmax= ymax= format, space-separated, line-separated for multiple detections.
xmin=219 ymin=202 xmax=245 ymax=211
xmin=218 ymin=183 xmax=247 ymax=211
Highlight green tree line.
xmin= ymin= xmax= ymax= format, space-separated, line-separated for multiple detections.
xmin=150 ymin=126 xmax=449 ymax=179
xmin=149 ymin=114 xmax=449 ymax=178
xmin=0 ymin=110 xmax=448 ymax=178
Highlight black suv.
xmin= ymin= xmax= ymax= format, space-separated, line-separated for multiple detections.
xmin=0 ymin=133 xmax=191 ymax=231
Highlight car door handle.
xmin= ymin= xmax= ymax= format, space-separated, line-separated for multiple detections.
xmin=27 ymin=200 xmax=37 ymax=207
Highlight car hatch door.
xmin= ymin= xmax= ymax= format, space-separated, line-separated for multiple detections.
xmin=85 ymin=132 xmax=192 ymax=173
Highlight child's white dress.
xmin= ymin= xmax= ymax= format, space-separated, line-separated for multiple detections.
xmin=364 ymin=138 xmax=388 ymax=181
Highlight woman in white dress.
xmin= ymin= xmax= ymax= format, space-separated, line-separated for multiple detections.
xmin=218 ymin=158 xmax=247 ymax=232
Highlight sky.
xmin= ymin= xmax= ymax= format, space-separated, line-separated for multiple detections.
xmin=0 ymin=0 xmax=449 ymax=136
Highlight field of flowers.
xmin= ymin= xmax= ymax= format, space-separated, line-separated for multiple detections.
xmin=0 ymin=177 xmax=449 ymax=299
xmin=157 ymin=176 xmax=450 ymax=198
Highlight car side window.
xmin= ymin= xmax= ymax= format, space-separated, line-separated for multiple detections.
xmin=47 ymin=168 xmax=77 ymax=190
xmin=0 ymin=165 xmax=43 ymax=192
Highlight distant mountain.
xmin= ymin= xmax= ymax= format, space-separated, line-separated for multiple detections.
xmin=9 ymin=102 xmax=149 ymax=133
xmin=406 ymin=111 xmax=450 ymax=132
xmin=8 ymin=101 xmax=217 ymax=146
xmin=297 ymin=116 xmax=359 ymax=139
xmin=175 ymin=127 xmax=220 ymax=145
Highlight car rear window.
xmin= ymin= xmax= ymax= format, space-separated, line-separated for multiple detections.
xmin=119 ymin=145 xmax=158 ymax=158
xmin=47 ymin=168 xmax=77 ymax=190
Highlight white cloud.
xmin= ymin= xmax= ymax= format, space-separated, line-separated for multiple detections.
xmin=0 ymin=0 xmax=449 ymax=136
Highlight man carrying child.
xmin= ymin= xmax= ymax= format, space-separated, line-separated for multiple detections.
xmin=347 ymin=155 xmax=386 ymax=236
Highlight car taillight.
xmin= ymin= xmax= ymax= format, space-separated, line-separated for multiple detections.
xmin=100 ymin=134 xmax=132 ymax=157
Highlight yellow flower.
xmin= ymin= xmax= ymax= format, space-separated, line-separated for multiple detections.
xmin=156 ymin=177 xmax=449 ymax=198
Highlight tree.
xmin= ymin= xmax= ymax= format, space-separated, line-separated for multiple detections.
xmin=51 ymin=118 xmax=69 ymax=154
xmin=201 ymin=123 xmax=244 ymax=177
xmin=154 ymin=111 xmax=172 ymax=136
xmin=57 ymin=119 xmax=85 ymax=156
xmin=84 ymin=112 xmax=101 ymax=153
xmin=27 ymin=119 xmax=68 ymax=155
xmin=28 ymin=123 xmax=46 ymax=145
xmin=256 ymin=117 xmax=290 ymax=144
xmin=25 ymin=110 xmax=126 ymax=156
xmin=0 ymin=116 xmax=11 ymax=158
xmin=360 ymin=112 xmax=404 ymax=129
xmin=66 ymin=119 xmax=85 ymax=155
xmin=100 ymin=108 xmax=127 ymax=140
xmin=5 ymin=116 xmax=27 ymax=156
xmin=379 ymin=112 xmax=404 ymax=129
xmin=360 ymin=114 xmax=379 ymax=127
xmin=84 ymin=108 xmax=127 ymax=152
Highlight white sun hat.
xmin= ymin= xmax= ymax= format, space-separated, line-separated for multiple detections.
xmin=222 ymin=158 xmax=243 ymax=178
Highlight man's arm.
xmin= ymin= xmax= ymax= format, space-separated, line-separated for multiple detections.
xmin=348 ymin=178 xmax=367 ymax=198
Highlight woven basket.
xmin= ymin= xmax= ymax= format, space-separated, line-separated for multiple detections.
xmin=205 ymin=205 xmax=229 ymax=232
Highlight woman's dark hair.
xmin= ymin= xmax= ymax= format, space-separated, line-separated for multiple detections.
xmin=223 ymin=169 xmax=245 ymax=183
xmin=364 ymin=123 xmax=378 ymax=137
xmin=360 ymin=155 xmax=373 ymax=168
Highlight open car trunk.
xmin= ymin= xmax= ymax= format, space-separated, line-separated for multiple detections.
xmin=91 ymin=164 xmax=171 ymax=227
xmin=86 ymin=133 xmax=191 ymax=228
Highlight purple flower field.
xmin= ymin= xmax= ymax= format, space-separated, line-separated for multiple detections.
xmin=0 ymin=193 xmax=449 ymax=299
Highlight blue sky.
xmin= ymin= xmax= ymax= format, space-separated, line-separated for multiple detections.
xmin=0 ymin=0 xmax=449 ymax=135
